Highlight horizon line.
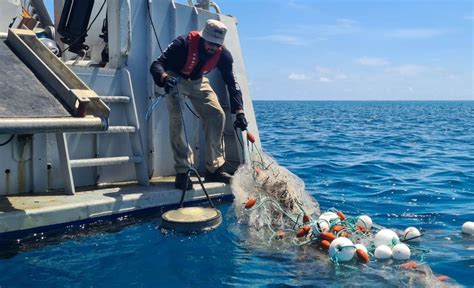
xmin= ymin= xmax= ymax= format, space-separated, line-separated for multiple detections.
xmin=252 ymin=99 xmax=474 ymax=102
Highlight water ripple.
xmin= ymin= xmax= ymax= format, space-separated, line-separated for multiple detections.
xmin=256 ymin=101 xmax=474 ymax=286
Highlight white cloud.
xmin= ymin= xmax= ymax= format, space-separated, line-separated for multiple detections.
xmin=314 ymin=66 xmax=348 ymax=82
xmin=287 ymin=0 xmax=313 ymax=11
xmin=386 ymin=64 xmax=427 ymax=76
xmin=279 ymin=18 xmax=360 ymax=39
xmin=316 ymin=18 xmax=360 ymax=35
xmin=286 ymin=67 xmax=347 ymax=83
xmin=387 ymin=28 xmax=446 ymax=39
xmin=249 ymin=35 xmax=305 ymax=46
xmin=355 ymin=57 xmax=389 ymax=66
xmin=316 ymin=66 xmax=332 ymax=74
xmin=336 ymin=18 xmax=358 ymax=28
xmin=288 ymin=73 xmax=310 ymax=80
xmin=336 ymin=74 xmax=348 ymax=80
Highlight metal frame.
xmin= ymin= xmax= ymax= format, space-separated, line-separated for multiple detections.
xmin=6 ymin=29 xmax=110 ymax=118
xmin=57 ymin=68 xmax=149 ymax=195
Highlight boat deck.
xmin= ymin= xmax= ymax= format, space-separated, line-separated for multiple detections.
xmin=0 ymin=177 xmax=231 ymax=236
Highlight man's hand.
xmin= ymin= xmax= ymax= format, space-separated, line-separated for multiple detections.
xmin=234 ymin=112 xmax=248 ymax=130
xmin=163 ymin=76 xmax=177 ymax=93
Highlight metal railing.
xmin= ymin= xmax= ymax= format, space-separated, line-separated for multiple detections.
xmin=186 ymin=0 xmax=221 ymax=14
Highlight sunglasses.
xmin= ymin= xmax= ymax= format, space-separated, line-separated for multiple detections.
xmin=206 ymin=41 xmax=222 ymax=48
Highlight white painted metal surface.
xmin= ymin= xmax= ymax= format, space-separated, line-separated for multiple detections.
xmin=0 ymin=178 xmax=230 ymax=234
xmin=0 ymin=0 xmax=21 ymax=33
xmin=0 ymin=0 xmax=260 ymax=235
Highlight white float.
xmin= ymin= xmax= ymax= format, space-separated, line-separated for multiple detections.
xmin=328 ymin=237 xmax=355 ymax=262
xmin=462 ymin=221 xmax=474 ymax=235
xmin=392 ymin=243 xmax=411 ymax=260
xmin=374 ymin=229 xmax=400 ymax=247
xmin=355 ymin=243 xmax=368 ymax=254
xmin=403 ymin=227 xmax=421 ymax=241
xmin=317 ymin=212 xmax=340 ymax=232
xmin=356 ymin=215 xmax=373 ymax=230
xmin=374 ymin=245 xmax=392 ymax=260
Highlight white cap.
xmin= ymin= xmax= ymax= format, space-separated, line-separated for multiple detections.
xmin=200 ymin=19 xmax=227 ymax=45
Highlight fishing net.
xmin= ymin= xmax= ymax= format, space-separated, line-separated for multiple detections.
xmin=230 ymin=132 xmax=450 ymax=285
xmin=231 ymin=138 xmax=320 ymax=246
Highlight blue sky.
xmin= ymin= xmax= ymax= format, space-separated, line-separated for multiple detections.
xmin=45 ymin=0 xmax=473 ymax=100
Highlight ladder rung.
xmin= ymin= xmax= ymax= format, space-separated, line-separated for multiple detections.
xmin=79 ymin=126 xmax=136 ymax=134
xmin=99 ymin=96 xmax=131 ymax=103
xmin=106 ymin=126 xmax=136 ymax=133
xmin=70 ymin=156 xmax=142 ymax=168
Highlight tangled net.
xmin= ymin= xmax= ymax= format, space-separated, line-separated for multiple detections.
xmin=230 ymin=133 xmax=451 ymax=285
xmin=232 ymin=144 xmax=320 ymax=246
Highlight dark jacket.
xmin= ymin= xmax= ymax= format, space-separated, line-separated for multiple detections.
xmin=150 ymin=35 xmax=243 ymax=113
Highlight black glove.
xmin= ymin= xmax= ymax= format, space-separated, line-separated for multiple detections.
xmin=163 ymin=76 xmax=177 ymax=93
xmin=234 ymin=112 xmax=248 ymax=130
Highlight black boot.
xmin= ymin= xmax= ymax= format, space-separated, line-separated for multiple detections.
xmin=175 ymin=173 xmax=193 ymax=190
xmin=205 ymin=166 xmax=232 ymax=184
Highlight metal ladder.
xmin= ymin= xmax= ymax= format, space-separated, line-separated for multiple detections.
xmin=56 ymin=69 xmax=149 ymax=195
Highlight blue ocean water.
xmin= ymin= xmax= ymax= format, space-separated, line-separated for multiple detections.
xmin=0 ymin=101 xmax=473 ymax=287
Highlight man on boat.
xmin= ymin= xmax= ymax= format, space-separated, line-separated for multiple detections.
xmin=150 ymin=19 xmax=248 ymax=190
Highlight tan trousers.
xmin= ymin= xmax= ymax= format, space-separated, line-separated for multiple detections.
xmin=166 ymin=73 xmax=225 ymax=174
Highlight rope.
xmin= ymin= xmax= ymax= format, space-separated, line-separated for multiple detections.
xmin=240 ymin=152 xmax=430 ymax=259
xmin=172 ymin=85 xmax=216 ymax=209
xmin=0 ymin=135 xmax=15 ymax=146
xmin=145 ymin=95 xmax=164 ymax=120
xmin=146 ymin=0 xmax=164 ymax=54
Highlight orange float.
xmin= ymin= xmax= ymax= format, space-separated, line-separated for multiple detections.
xmin=275 ymin=231 xmax=286 ymax=239
xmin=247 ymin=132 xmax=256 ymax=143
xmin=337 ymin=211 xmax=346 ymax=220
xmin=320 ymin=240 xmax=330 ymax=250
xmin=320 ymin=231 xmax=336 ymax=242
xmin=244 ymin=198 xmax=257 ymax=209
xmin=356 ymin=226 xmax=366 ymax=233
xmin=436 ymin=275 xmax=449 ymax=282
xmin=332 ymin=225 xmax=344 ymax=233
xmin=339 ymin=231 xmax=350 ymax=238
xmin=356 ymin=249 xmax=369 ymax=263
xmin=400 ymin=261 xmax=417 ymax=269
xmin=303 ymin=214 xmax=310 ymax=223
xmin=296 ymin=225 xmax=311 ymax=238
xmin=255 ymin=167 xmax=261 ymax=175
